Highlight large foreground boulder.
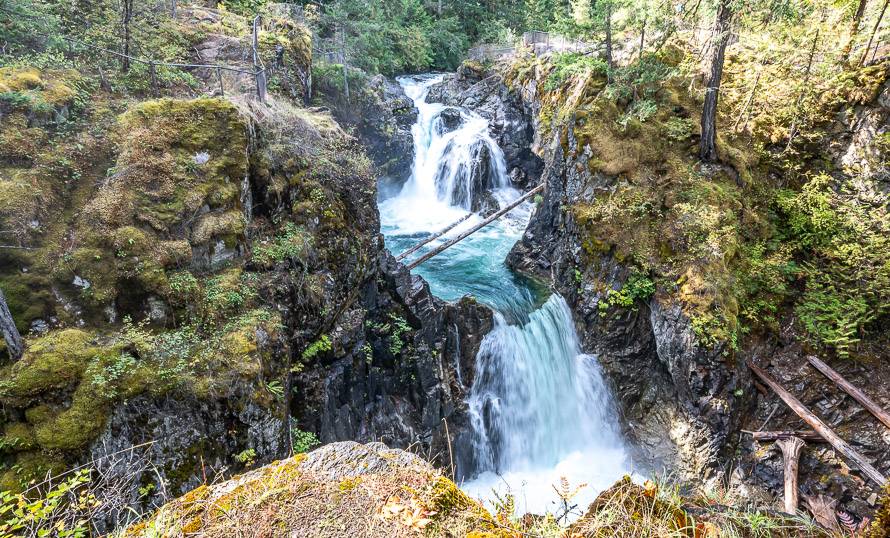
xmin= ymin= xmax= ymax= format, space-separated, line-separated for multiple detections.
xmin=122 ymin=441 xmax=497 ymax=537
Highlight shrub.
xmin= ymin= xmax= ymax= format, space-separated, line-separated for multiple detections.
xmin=600 ymin=272 xmax=656 ymax=313
xmin=290 ymin=427 xmax=320 ymax=454
xmin=777 ymin=173 xmax=890 ymax=357
xmin=545 ymin=52 xmax=608 ymax=91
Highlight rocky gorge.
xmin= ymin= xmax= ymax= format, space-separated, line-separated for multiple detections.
xmin=2 ymin=2 xmax=890 ymax=535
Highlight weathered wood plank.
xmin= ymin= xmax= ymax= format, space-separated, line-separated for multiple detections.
xmin=807 ymin=355 xmax=890 ymax=431
xmin=777 ymin=436 xmax=806 ymax=514
xmin=747 ymin=361 xmax=887 ymax=487
xmin=749 ymin=430 xmax=824 ymax=442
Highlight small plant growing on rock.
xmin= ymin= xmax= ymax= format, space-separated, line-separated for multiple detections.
xmin=234 ymin=449 xmax=256 ymax=468
xmin=301 ymin=334 xmax=332 ymax=361
xmin=599 ymin=272 xmax=656 ymax=314
xmin=290 ymin=425 xmax=320 ymax=454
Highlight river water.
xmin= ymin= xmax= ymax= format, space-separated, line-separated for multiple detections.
xmin=379 ymin=74 xmax=630 ymax=517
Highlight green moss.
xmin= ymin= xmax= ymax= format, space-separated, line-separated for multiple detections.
xmin=33 ymin=385 xmax=111 ymax=450
xmin=0 ymin=271 xmax=54 ymax=332
xmin=54 ymin=97 xmax=252 ymax=313
xmin=0 ymin=451 xmax=67 ymax=493
xmin=250 ymin=222 xmax=311 ymax=268
xmin=0 ymin=67 xmax=83 ymax=112
xmin=0 ymin=422 xmax=36 ymax=453
xmin=0 ymin=329 xmax=98 ymax=403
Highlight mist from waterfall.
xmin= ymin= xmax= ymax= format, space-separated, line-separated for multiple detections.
xmin=379 ymin=74 xmax=630 ymax=516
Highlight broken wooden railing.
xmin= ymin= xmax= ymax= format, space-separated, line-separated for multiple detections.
xmin=747 ymin=361 xmax=887 ymax=487
xmin=401 ymin=184 xmax=544 ymax=270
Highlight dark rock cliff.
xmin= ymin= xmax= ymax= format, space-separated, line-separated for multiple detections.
xmin=0 ymin=59 xmax=492 ymax=531
xmin=506 ymin=114 xmax=747 ymax=481
xmin=499 ymin=55 xmax=890 ymax=516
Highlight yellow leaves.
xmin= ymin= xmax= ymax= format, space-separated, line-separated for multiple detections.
xmin=642 ymin=479 xmax=658 ymax=498
xmin=554 ymin=476 xmax=588 ymax=503
xmin=377 ymin=494 xmax=438 ymax=533
xmin=694 ymin=521 xmax=721 ymax=538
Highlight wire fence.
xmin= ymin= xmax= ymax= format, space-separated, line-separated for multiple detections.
xmin=0 ymin=3 xmax=310 ymax=102
xmin=467 ymin=30 xmax=597 ymax=61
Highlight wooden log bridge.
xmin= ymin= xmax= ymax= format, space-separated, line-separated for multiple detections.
xmin=747 ymin=361 xmax=887 ymax=487
xmin=396 ymin=214 xmax=473 ymax=261
xmin=806 ymin=355 xmax=890 ymax=431
xmin=403 ymin=184 xmax=544 ymax=270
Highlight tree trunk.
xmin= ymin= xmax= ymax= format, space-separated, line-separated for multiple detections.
xmin=0 ymin=289 xmax=24 ymax=361
xmin=122 ymin=0 xmax=132 ymax=72
xmin=605 ymin=2 xmax=613 ymax=79
xmin=861 ymin=0 xmax=889 ymax=65
xmin=638 ymin=15 xmax=646 ymax=63
xmin=699 ymin=0 xmax=732 ymax=162
xmin=841 ymin=0 xmax=868 ymax=63
xmin=785 ymin=29 xmax=819 ymax=151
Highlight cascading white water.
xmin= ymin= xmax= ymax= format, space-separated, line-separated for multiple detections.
xmin=380 ymin=75 xmax=630 ymax=517
xmin=399 ymin=76 xmax=510 ymax=211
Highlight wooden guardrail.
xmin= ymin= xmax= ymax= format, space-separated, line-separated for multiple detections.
xmin=466 ymin=31 xmax=595 ymax=62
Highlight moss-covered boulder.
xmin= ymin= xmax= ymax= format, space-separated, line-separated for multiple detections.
xmin=55 ymin=97 xmax=250 ymax=314
xmin=121 ymin=441 xmax=511 ymax=538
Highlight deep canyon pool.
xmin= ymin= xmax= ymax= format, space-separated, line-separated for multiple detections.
xmin=379 ymin=74 xmax=632 ymax=517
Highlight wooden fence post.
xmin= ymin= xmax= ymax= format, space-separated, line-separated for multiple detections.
xmin=337 ymin=27 xmax=349 ymax=101
xmin=252 ymin=16 xmax=267 ymax=102
xmin=217 ymin=66 xmax=224 ymax=96
xmin=149 ymin=61 xmax=159 ymax=96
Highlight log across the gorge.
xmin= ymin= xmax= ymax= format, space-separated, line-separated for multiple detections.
xmin=747 ymin=361 xmax=887 ymax=487
xmin=396 ymin=213 xmax=473 ymax=261
xmin=405 ymin=184 xmax=544 ymax=270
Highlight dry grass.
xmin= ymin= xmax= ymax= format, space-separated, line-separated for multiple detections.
xmin=570 ymin=477 xmax=829 ymax=538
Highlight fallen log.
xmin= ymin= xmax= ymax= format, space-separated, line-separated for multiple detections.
xmin=395 ymin=213 xmax=473 ymax=261
xmin=747 ymin=361 xmax=887 ymax=487
xmin=405 ymin=184 xmax=544 ymax=270
xmin=777 ymin=436 xmax=806 ymax=514
xmin=807 ymin=355 xmax=890 ymax=431
xmin=748 ymin=430 xmax=824 ymax=442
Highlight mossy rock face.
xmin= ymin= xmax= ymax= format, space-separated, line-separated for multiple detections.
xmin=0 ymin=329 xmax=100 ymax=404
xmin=0 ymin=67 xmax=85 ymax=119
xmin=58 ymin=97 xmax=250 ymax=313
